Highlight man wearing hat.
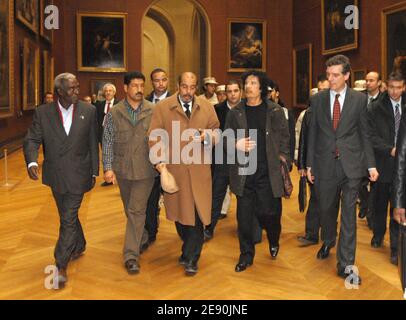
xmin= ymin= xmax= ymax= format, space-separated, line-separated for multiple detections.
xmin=216 ymin=85 xmax=227 ymax=104
xmin=353 ymin=80 xmax=367 ymax=93
xmin=199 ymin=77 xmax=219 ymax=106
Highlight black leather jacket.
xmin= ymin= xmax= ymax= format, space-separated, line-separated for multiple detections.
xmin=297 ymin=108 xmax=311 ymax=170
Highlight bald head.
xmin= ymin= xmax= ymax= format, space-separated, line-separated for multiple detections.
xmin=366 ymin=71 xmax=382 ymax=96
xmin=178 ymin=72 xmax=198 ymax=103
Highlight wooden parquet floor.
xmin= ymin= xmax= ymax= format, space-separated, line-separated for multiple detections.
xmin=0 ymin=149 xmax=404 ymax=300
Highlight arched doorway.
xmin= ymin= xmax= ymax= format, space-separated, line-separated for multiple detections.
xmin=142 ymin=0 xmax=211 ymax=95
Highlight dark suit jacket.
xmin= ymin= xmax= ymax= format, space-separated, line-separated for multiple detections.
xmin=306 ymin=88 xmax=375 ymax=179
xmin=212 ymin=101 xmax=230 ymax=176
xmin=23 ymin=101 xmax=99 ymax=194
xmin=369 ymin=92 xmax=406 ymax=183
xmin=145 ymin=91 xmax=171 ymax=103
xmin=298 ymin=108 xmax=312 ymax=170
xmin=96 ymin=99 xmax=119 ymax=143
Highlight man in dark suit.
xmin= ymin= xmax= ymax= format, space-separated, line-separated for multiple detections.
xmin=142 ymin=68 xmax=171 ymax=249
xmin=95 ymin=83 xmax=119 ymax=186
xmin=204 ymin=79 xmax=242 ymax=240
xmin=369 ymin=72 xmax=405 ymax=265
xmin=307 ymin=55 xmax=378 ymax=284
xmin=23 ymin=73 xmax=99 ymax=289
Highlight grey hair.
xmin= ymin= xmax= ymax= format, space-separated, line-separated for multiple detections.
xmin=102 ymin=83 xmax=117 ymax=93
xmin=54 ymin=73 xmax=76 ymax=92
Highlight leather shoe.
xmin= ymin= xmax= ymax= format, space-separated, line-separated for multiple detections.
xmin=184 ymin=261 xmax=198 ymax=276
xmin=337 ymin=267 xmax=362 ymax=285
xmin=178 ymin=255 xmax=187 ymax=266
xmin=54 ymin=267 xmax=68 ymax=289
xmin=204 ymin=229 xmax=213 ymax=242
xmin=371 ymin=236 xmax=383 ymax=248
xmin=125 ymin=259 xmax=140 ymax=275
xmin=270 ymin=246 xmax=279 ymax=259
xmin=316 ymin=243 xmax=333 ymax=260
xmin=235 ymin=262 xmax=252 ymax=272
xmin=390 ymin=249 xmax=398 ymax=266
xmin=297 ymin=235 xmax=319 ymax=246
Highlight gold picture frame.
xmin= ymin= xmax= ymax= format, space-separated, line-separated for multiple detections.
xmin=381 ymin=2 xmax=406 ymax=80
xmin=23 ymin=38 xmax=39 ymax=110
xmin=321 ymin=0 xmax=359 ymax=55
xmin=293 ymin=44 xmax=312 ymax=107
xmin=40 ymin=0 xmax=53 ymax=43
xmin=0 ymin=0 xmax=15 ymax=118
xmin=227 ymin=18 xmax=266 ymax=73
xmin=77 ymin=12 xmax=127 ymax=72
xmin=15 ymin=0 xmax=39 ymax=34
xmin=42 ymin=50 xmax=54 ymax=97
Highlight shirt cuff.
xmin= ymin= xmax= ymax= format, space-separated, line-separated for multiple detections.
xmin=28 ymin=162 xmax=38 ymax=169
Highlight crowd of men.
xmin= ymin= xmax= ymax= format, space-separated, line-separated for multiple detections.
xmin=24 ymin=54 xmax=406 ymax=289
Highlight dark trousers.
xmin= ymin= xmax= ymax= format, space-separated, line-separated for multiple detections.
xmin=358 ymin=178 xmax=369 ymax=214
xmin=145 ymin=176 xmax=162 ymax=241
xmin=207 ymin=173 xmax=230 ymax=234
xmin=52 ymin=190 xmax=85 ymax=269
xmin=304 ymin=183 xmax=320 ymax=240
xmin=175 ymin=210 xmax=204 ymax=263
xmin=315 ymin=159 xmax=361 ymax=268
xmin=373 ymin=182 xmax=399 ymax=251
xmin=236 ymin=163 xmax=282 ymax=264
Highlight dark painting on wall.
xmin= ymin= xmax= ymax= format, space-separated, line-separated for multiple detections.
xmin=228 ymin=18 xmax=266 ymax=72
xmin=16 ymin=0 xmax=39 ymax=34
xmin=0 ymin=0 xmax=14 ymax=118
xmin=23 ymin=38 xmax=39 ymax=110
xmin=77 ymin=12 xmax=127 ymax=72
xmin=382 ymin=3 xmax=406 ymax=80
xmin=321 ymin=0 xmax=358 ymax=55
xmin=293 ymin=44 xmax=312 ymax=107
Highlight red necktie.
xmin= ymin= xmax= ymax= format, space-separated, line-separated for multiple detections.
xmin=332 ymin=94 xmax=341 ymax=131
xmin=106 ymin=102 xmax=111 ymax=114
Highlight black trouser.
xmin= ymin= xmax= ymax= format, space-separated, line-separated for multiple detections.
xmin=207 ymin=172 xmax=229 ymax=234
xmin=358 ymin=178 xmax=370 ymax=214
xmin=373 ymin=182 xmax=399 ymax=251
xmin=236 ymin=163 xmax=282 ymax=264
xmin=52 ymin=190 xmax=85 ymax=269
xmin=175 ymin=210 xmax=204 ymax=263
xmin=144 ymin=176 xmax=161 ymax=241
xmin=315 ymin=159 xmax=361 ymax=269
xmin=304 ymin=183 xmax=320 ymax=240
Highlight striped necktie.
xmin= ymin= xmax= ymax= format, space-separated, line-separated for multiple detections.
xmin=395 ymin=104 xmax=401 ymax=144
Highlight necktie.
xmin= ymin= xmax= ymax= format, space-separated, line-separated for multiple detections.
xmin=184 ymin=103 xmax=191 ymax=119
xmin=154 ymin=98 xmax=160 ymax=104
xmin=332 ymin=94 xmax=341 ymax=131
xmin=368 ymin=96 xmax=374 ymax=107
xmin=106 ymin=102 xmax=111 ymax=114
xmin=395 ymin=104 xmax=401 ymax=144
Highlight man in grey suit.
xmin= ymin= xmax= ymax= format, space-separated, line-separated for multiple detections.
xmin=23 ymin=73 xmax=99 ymax=289
xmin=306 ymin=55 xmax=379 ymax=284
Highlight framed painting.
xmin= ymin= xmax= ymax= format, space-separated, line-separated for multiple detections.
xmin=293 ymin=44 xmax=312 ymax=107
xmin=23 ymin=38 xmax=39 ymax=110
xmin=321 ymin=0 xmax=359 ymax=55
xmin=227 ymin=18 xmax=266 ymax=72
xmin=0 ymin=0 xmax=15 ymax=118
xmin=40 ymin=0 xmax=53 ymax=43
xmin=351 ymin=69 xmax=366 ymax=88
xmin=90 ymin=78 xmax=116 ymax=100
xmin=16 ymin=0 xmax=39 ymax=34
xmin=42 ymin=50 xmax=54 ymax=97
xmin=382 ymin=3 xmax=406 ymax=80
xmin=77 ymin=12 xmax=127 ymax=72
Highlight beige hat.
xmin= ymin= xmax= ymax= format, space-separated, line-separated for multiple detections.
xmin=203 ymin=77 xmax=218 ymax=85
xmin=216 ymin=85 xmax=226 ymax=92
xmin=310 ymin=88 xmax=318 ymax=96
xmin=353 ymin=80 xmax=367 ymax=91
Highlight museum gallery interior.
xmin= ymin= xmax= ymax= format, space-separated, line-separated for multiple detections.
xmin=1 ymin=0 xmax=406 ymax=300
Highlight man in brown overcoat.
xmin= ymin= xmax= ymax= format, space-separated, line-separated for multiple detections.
xmin=148 ymin=72 xmax=220 ymax=276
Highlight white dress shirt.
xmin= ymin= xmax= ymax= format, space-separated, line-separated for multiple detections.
xmin=153 ymin=91 xmax=169 ymax=103
xmin=390 ymin=97 xmax=402 ymax=116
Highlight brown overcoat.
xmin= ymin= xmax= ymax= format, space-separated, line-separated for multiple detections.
xmin=148 ymin=93 xmax=220 ymax=226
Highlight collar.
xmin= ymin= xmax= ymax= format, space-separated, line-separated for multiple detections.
xmin=153 ymin=91 xmax=168 ymax=101
xmin=227 ymin=100 xmax=240 ymax=109
xmin=368 ymin=92 xmax=379 ymax=100
xmin=390 ymin=97 xmax=402 ymax=108
xmin=57 ymin=100 xmax=73 ymax=112
xmin=105 ymin=98 xmax=114 ymax=105
xmin=124 ymin=98 xmax=143 ymax=112
xmin=330 ymin=85 xmax=347 ymax=98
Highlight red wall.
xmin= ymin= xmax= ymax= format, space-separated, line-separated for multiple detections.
xmin=293 ymin=0 xmax=405 ymax=88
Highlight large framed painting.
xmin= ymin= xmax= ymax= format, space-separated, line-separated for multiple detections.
xmin=0 ymin=0 xmax=14 ymax=118
xmin=15 ymin=0 xmax=39 ymax=34
xmin=90 ymin=78 xmax=116 ymax=100
xmin=77 ymin=12 xmax=127 ymax=72
xmin=321 ymin=0 xmax=359 ymax=55
xmin=382 ymin=3 xmax=406 ymax=81
xmin=40 ymin=0 xmax=53 ymax=43
xmin=293 ymin=44 xmax=312 ymax=107
xmin=23 ymin=38 xmax=39 ymax=110
xmin=227 ymin=18 xmax=266 ymax=72
xmin=42 ymin=50 xmax=54 ymax=97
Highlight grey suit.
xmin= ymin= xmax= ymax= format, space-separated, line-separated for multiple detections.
xmin=307 ymin=88 xmax=375 ymax=269
xmin=24 ymin=101 xmax=99 ymax=268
